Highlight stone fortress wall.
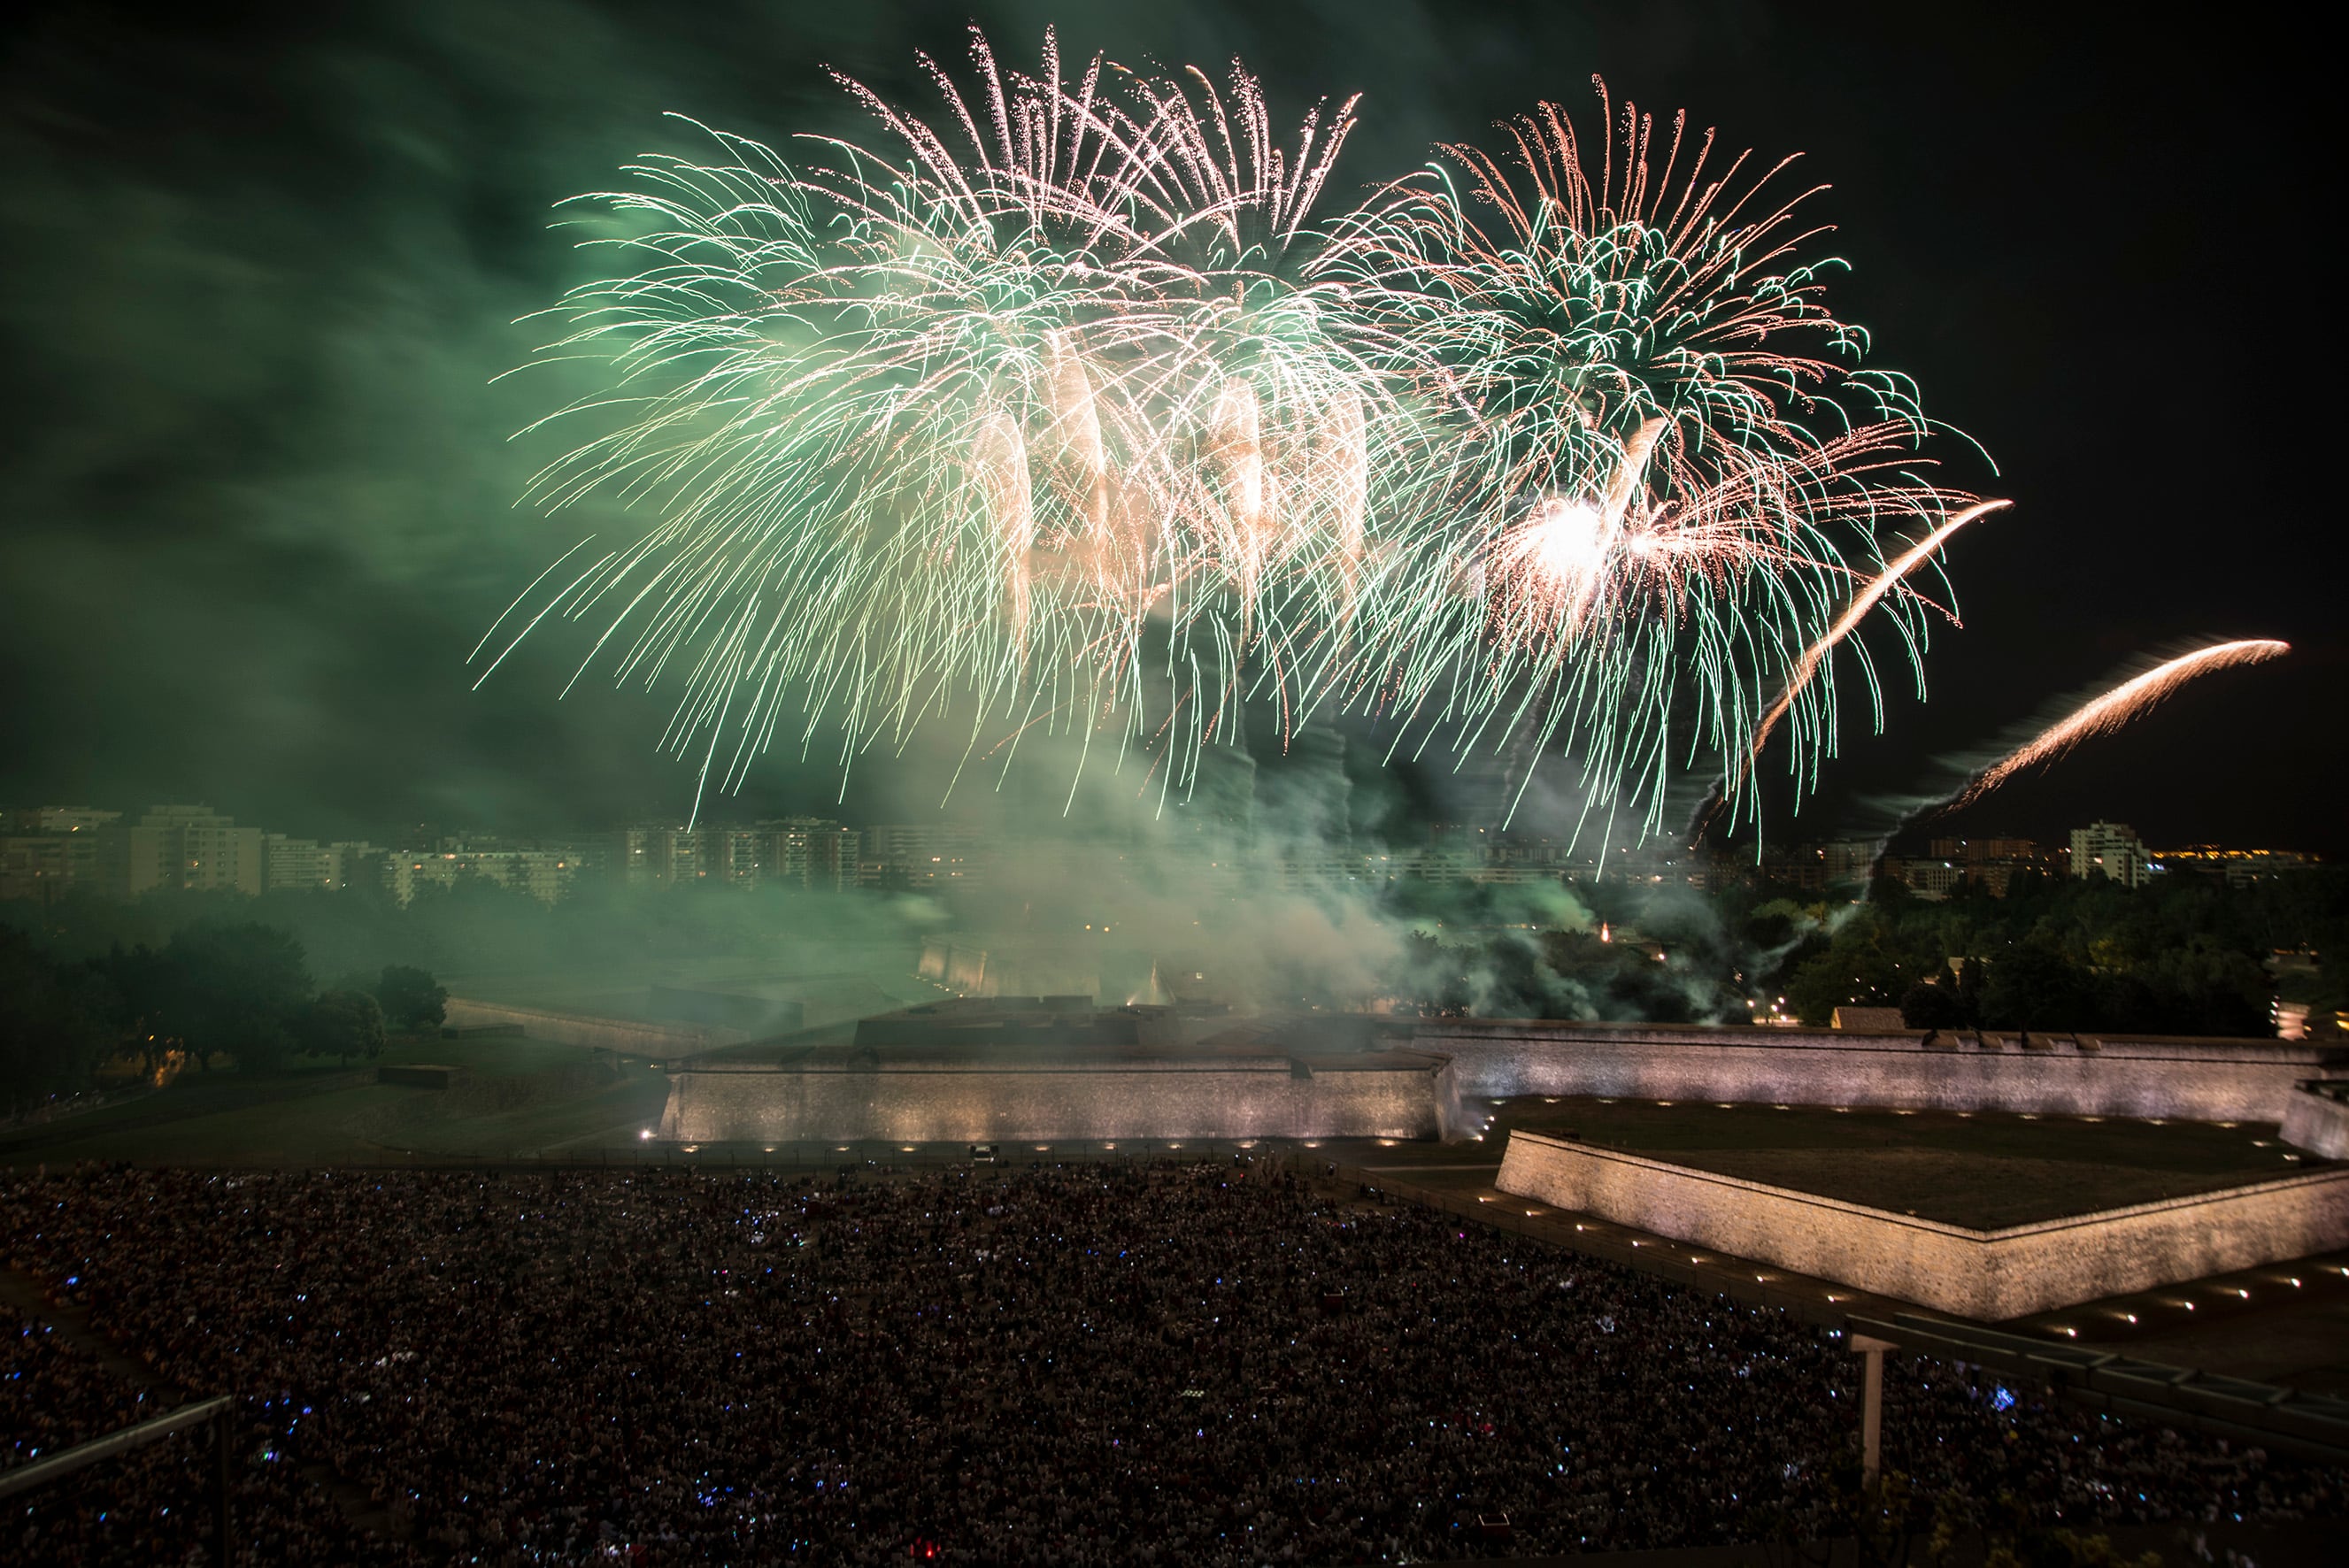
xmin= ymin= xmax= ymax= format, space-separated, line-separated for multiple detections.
xmin=661 ymin=1054 xmax=1462 ymax=1145
xmin=650 ymin=1018 xmax=2343 ymax=1149
xmin=2282 ymin=1083 xmax=2349 ymax=1159
xmin=1496 ymin=1129 xmax=2349 ymax=1319
xmin=1418 ymin=1021 xmax=2343 ymax=1124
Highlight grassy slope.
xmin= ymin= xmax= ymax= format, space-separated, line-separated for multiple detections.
xmin=1 ymin=1036 xmax=672 ymax=1165
xmin=1503 ymin=1098 xmax=2316 ymax=1228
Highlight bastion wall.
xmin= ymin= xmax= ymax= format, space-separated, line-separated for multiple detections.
xmin=1419 ymin=1022 xmax=2343 ymax=1125
xmin=2281 ymin=1086 xmax=2349 ymax=1159
xmin=661 ymin=1055 xmax=1460 ymax=1144
xmin=1495 ymin=1129 xmax=2349 ymax=1319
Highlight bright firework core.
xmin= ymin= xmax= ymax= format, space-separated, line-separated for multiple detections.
xmin=1516 ymin=498 xmax=1607 ymax=588
xmin=1488 ymin=496 xmax=1610 ymax=648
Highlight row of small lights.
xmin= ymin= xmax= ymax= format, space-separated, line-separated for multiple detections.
xmin=645 ymin=1104 xmax=2282 ymax=1148
xmin=645 ymin=1138 xmax=1358 ymax=1154
xmin=1573 ymin=1099 xmax=2265 ymax=1127
xmin=1469 ymin=1196 xmax=1806 ymax=1295
xmin=1457 ymin=1192 xmax=2349 ymax=1330
xmin=2040 ymin=1264 xmax=2349 ymax=1338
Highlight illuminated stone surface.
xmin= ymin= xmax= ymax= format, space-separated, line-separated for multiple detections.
xmin=443 ymin=998 xmax=734 ymax=1055
xmin=2281 ymin=1086 xmax=2349 ymax=1159
xmin=1496 ymin=1128 xmax=2349 ymax=1319
xmin=1418 ymin=1021 xmax=2341 ymax=1123
xmin=661 ymin=1052 xmax=1463 ymax=1143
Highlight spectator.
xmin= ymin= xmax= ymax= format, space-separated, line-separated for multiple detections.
xmin=2 ymin=1163 xmax=2337 ymax=1564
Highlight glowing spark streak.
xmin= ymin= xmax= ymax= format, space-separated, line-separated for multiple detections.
xmin=975 ymin=412 xmax=1034 ymax=649
xmin=1743 ymin=498 xmax=2008 ymax=766
xmin=1599 ymin=417 xmax=1666 ymax=536
xmin=1952 ymin=639 xmax=2290 ymax=806
xmin=1044 ymin=331 xmax=1109 ymax=537
xmin=1317 ymin=389 xmax=1368 ymax=610
xmin=1208 ymin=376 xmax=1276 ymax=611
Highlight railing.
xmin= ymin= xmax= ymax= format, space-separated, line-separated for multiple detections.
xmin=1852 ymin=1311 xmax=2349 ymax=1466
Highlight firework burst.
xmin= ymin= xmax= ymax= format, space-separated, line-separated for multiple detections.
xmin=487 ymin=35 xmax=1994 ymax=836
xmin=483 ymin=29 xmax=1409 ymax=811
xmin=1316 ymin=83 xmax=1986 ymax=835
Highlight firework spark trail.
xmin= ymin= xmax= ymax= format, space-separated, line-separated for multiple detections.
xmin=1692 ymin=497 xmax=2009 ymax=834
xmin=1948 ymin=640 xmax=2291 ymax=809
xmin=491 ymin=34 xmax=1987 ymax=833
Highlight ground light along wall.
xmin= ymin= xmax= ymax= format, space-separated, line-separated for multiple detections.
xmin=1495 ymin=1129 xmax=2349 ymax=1319
xmin=1417 ymin=1022 xmax=2345 ymax=1124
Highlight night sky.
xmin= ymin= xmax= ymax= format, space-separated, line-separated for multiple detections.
xmin=3 ymin=2 xmax=2333 ymax=850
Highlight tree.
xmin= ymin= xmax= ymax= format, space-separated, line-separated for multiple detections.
xmin=301 ymin=989 xmax=386 ymax=1065
xmin=1783 ymin=911 xmax=1915 ymax=1026
xmin=1979 ymin=937 xmax=2091 ymax=1031
xmin=1954 ymin=956 xmax=1985 ymax=1024
xmin=1898 ymin=980 xmax=1965 ymax=1030
xmin=89 ymin=942 xmax=182 ymax=1078
xmin=2001 ymin=868 xmax=2049 ymax=905
xmin=1541 ymin=929 xmax=1619 ymax=984
xmin=1398 ymin=933 xmax=1472 ymax=1015
xmin=1740 ymin=900 xmax=1806 ymax=951
xmin=374 ymin=965 xmax=448 ymax=1034
xmin=0 ymin=927 xmax=116 ymax=1110
xmin=161 ymin=921 xmax=312 ymax=1072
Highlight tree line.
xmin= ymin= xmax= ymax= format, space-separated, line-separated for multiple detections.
xmin=0 ymin=920 xmax=446 ymax=1113
xmin=6 ymin=849 xmax=2341 ymax=1048
xmin=1389 ymin=865 xmax=2346 ymax=1034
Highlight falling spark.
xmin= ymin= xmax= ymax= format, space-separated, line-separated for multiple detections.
xmin=1952 ymin=640 xmax=2290 ymax=807
xmin=1726 ymin=499 xmax=2009 ymax=802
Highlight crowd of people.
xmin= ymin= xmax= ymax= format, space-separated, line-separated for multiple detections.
xmin=2 ymin=1298 xmax=211 ymax=1565
xmin=3 ymin=1158 xmax=2343 ymax=1564
xmin=4 ymin=1297 xmax=381 ymax=1564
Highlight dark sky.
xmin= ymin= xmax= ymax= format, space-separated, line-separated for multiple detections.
xmin=2 ymin=2 xmax=2333 ymax=849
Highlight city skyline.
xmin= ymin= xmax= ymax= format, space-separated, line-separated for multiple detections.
xmin=5 ymin=796 xmax=2323 ymax=911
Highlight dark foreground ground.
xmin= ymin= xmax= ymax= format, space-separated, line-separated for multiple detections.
xmin=4 ymin=1159 xmax=2345 ymax=1565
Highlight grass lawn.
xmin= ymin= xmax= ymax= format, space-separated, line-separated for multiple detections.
xmin=1485 ymin=1096 xmax=2320 ymax=1228
xmin=0 ymin=1035 xmax=673 ymax=1167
